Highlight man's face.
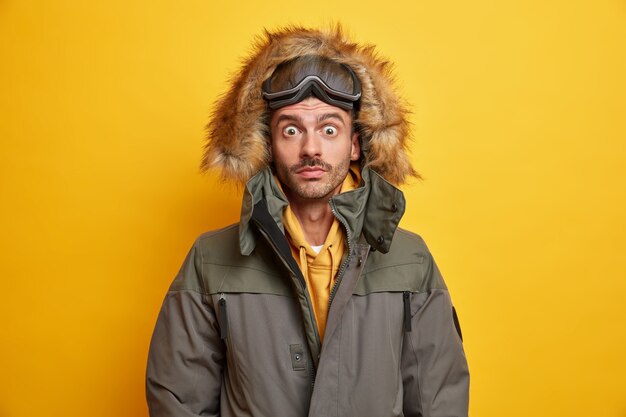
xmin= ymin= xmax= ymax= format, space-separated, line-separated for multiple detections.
xmin=270 ymin=97 xmax=360 ymax=203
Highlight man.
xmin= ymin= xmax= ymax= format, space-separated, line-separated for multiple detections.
xmin=146 ymin=27 xmax=469 ymax=417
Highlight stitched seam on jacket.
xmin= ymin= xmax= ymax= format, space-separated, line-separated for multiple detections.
xmin=411 ymin=289 xmax=449 ymax=318
xmin=215 ymin=266 xmax=230 ymax=293
xmin=201 ymin=262 xmax=283 ymax=278
xmin=199 ymin=241 xmax=208 ymax=296
xmin=166 ymin=288 xmax=293 ymax=297
xmin=197 ymin=224 xmax=238 ymax=240
xmin=362 ymin=261 xmax=424 ymax=275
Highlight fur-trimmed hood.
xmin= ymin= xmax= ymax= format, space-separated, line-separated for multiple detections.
xmin=202 ymin=26 xmax=417 ymax=185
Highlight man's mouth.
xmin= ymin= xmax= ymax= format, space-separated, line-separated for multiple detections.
xmin=295 ymin=166 xmax=327 ymax=179
xmin=290 ymin=159 xmax=331 ymax=179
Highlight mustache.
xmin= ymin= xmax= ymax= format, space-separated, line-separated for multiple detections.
xmin=289 ymin=158 xmax=332 ymax=173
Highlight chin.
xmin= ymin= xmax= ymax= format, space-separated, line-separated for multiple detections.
xmin=294 ymin=184 xmax=338 ymax=200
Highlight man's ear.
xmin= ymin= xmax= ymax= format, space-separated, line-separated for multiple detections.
xmin=350 ymin=132 xmax=361 ymax=161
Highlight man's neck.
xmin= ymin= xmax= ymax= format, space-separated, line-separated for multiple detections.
xmin=286 ymin=196 xmax=335 ymax=246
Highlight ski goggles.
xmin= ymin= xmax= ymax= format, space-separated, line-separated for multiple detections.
xmin=261 ymin=64 xmax=362 ymax=111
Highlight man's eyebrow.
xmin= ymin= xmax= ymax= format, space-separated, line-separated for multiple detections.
xmin=318 ymin=113 xmax=346 ymax=125
xmin=274 ymin=114 xmax=302 ymax=127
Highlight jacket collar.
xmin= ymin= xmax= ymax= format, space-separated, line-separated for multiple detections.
xmin=239 ymin=167 xmax=405 ymax=256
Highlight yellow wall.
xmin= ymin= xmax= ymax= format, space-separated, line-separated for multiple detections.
xmin=1 ymin=0 xmax=625 ymax=416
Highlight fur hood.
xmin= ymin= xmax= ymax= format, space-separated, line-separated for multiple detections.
xmin=202 ymin=25 xmax=417 ymax=185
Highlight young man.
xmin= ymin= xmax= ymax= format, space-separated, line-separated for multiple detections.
xmin=146 ymin=27 xmax=469 ymax=417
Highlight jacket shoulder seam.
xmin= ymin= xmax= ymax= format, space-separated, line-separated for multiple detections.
xmin=362 ymin=260 xmax=425 ymax=275
xmin=166 ymin=288 xmax=206 ymax=296
xmin=201 ymin=262 xmax=283 ymax=279
xmin=394 ymin=228 xmax=427 ymax=245
xmin=196 ymin=223 xmax=239 ymax=242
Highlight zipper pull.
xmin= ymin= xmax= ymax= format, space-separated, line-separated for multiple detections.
xmin=403 ymin=291 xmax=412 ymax=332
xmin=218 ymin=293 xmax=228 ymax=340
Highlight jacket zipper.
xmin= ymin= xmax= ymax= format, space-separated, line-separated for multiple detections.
xmin=218 ymin=293 xmax=228 ymax=340
xmin=328 ymin=201 xmax=353 ymax=308
xmin=403 ymin=291 xmax=412 ymax=332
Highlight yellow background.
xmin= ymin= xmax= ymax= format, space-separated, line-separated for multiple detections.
xmin=1 ymin=0 xmax=625 ymax=416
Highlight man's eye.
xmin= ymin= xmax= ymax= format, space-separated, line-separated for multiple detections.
xmin=283 ymin=126 xmax=299 ymax=136
xmin=323 ymin=126 xmax=337 ymax=136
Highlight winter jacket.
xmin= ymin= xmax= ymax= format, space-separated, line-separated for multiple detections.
xmin=146 ymin=166 xmax=470 ymax=417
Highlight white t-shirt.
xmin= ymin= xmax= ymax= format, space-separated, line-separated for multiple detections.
xmin=311 ymin=244 xmax=323 ymax=254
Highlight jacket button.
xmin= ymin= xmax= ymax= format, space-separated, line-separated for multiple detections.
xmin=357 ymin=257 xmax=362 ymax=266
xmin=391 ymin=203 xmax=398 ymax=212
xmin=377 ymin=235 xmax=384 ymax=245
xmin=294 ymin=354 xmax=301 ymax=361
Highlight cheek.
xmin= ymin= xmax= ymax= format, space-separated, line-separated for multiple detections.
xmin=270 ymin=139 xmax=284 ymax=162
xmin=271 ymin=145 xmax=294 ymax=167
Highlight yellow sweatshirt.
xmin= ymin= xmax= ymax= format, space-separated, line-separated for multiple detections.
xmin=281 ymin=166 xmax=360 ymax=342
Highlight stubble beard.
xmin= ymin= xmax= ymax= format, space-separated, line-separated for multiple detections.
xmin=276 ymin=157 xmax=351 ymax=201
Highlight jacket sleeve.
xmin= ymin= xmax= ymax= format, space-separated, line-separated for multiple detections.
xmin=146 ymin=240 xmax=224 ymax=417
xmin=402 ymin=251 xmax=470 ymax=417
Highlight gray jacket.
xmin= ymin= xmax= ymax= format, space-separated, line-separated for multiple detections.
xmin=146 ymin=167 xmax=470 ymax=416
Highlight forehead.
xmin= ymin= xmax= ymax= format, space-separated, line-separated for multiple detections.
xmin=270 ymin=97 xmax=352 ymax=126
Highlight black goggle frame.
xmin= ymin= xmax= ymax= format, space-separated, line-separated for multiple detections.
xmin=262 ymin=64 xmax=361 ymax=111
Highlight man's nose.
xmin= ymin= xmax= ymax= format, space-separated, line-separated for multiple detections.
xmin=300 ymin=130 xmax=322 ymax=158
